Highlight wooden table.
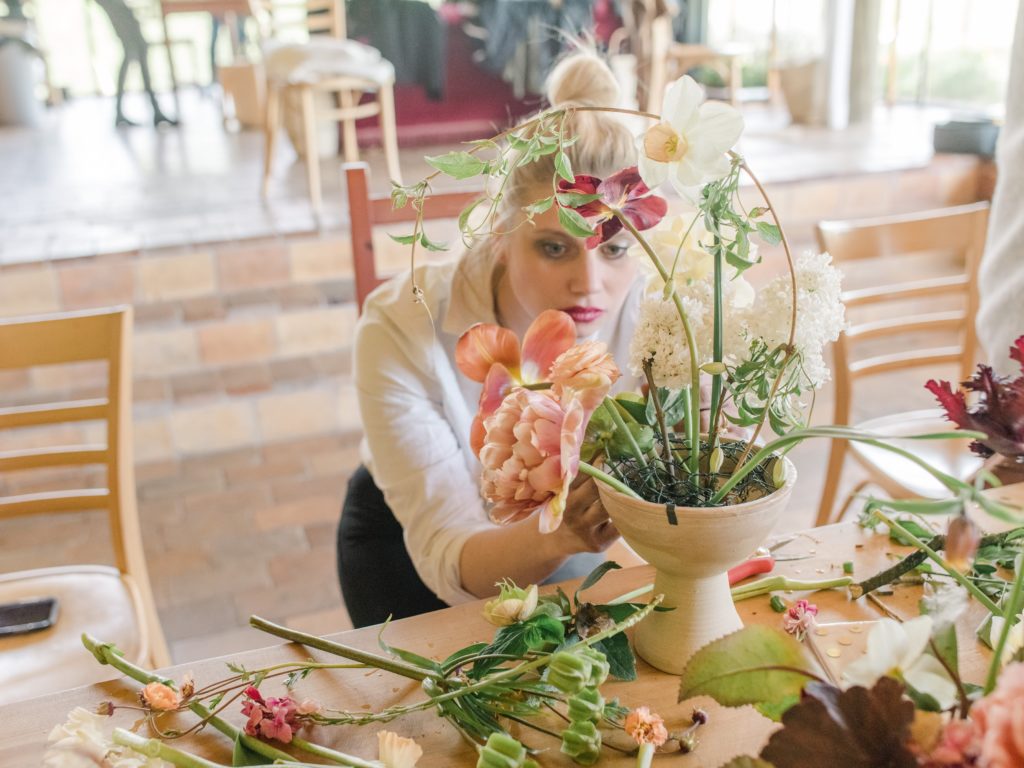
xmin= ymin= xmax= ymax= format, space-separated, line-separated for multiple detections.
xmin=1 ymin=515 xmax=1013 ymax=767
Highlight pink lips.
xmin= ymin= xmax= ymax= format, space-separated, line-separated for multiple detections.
xmin=561 ymin=306 xmax=605 ymax=324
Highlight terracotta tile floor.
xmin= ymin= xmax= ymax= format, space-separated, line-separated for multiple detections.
xmin=0 ymin=90 xmax=991 ymax=664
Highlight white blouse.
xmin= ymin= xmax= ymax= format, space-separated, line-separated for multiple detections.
xmin=354 ymin=249 xmax=641 ymax=605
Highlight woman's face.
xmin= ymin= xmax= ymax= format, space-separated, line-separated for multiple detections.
xmin=497 ymin=196 xmax=637 ymax=338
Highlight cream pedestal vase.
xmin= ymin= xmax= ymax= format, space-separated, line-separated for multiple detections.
xmin=596 ymin=460 xmax=796 ymax=675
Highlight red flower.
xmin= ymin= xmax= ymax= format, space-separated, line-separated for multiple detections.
xmin=240 ymin=686 xmax=304 ymax=744
xmin=926 ymin=335 xmax=1024 ymax=460
xmin=557 ymin=167 xmax=668 ymax=249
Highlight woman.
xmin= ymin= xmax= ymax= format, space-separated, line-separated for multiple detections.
xmin=338 ymin=54 xmax=646 ymax=628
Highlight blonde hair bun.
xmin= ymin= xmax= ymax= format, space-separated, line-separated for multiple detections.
xmin=546 ymin=53 xmax=620 ymax=109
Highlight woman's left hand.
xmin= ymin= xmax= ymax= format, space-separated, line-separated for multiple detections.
xmin=554 ymin=476 xmax=620 ymax=554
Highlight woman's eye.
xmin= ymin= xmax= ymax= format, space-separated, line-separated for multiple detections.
xmin=540 ymin=240 xmax=568 ymax=258
xmin=601 ymin=242 xmax=630 ymax=260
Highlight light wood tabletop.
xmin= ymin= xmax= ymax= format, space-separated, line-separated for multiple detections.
xmin=5 ymin=500 xmax=1021 ymax=767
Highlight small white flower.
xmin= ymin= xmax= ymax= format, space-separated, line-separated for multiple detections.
xmin=376 ymin=730 xmax=423 ymax=768
xmin=989 ymin=611 xmax=1023 ymax=668
xmin=843 ymin=616 xmax=957 ymax=709
xmin=637 ymin=76 xmax=744 ymax=198
xmin=44 ymin=708 xmax=168 ymax=768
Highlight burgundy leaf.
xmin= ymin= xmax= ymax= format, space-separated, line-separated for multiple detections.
xmin=759 ymin=678 xmax=917 ymax=768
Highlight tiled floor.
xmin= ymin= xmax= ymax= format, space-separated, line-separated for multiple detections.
xmin=0 ymin=90 xmax=992 ymax=665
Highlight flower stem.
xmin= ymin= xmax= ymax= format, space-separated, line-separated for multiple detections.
xmin=81 ymin=634 xmax=299 ymax=765
xmin=708 ymin=233 xmax=724 ymax=490
xmin=111 ymin=729 xmax=226 ymax=768
xmin=730 ymin=575 xmax=852 ymax=601
xmin=874 ymin=511 xmax=1004 ymax=618
xmin=603 ymin=398 xmax=648 ymax=467
xmin=985 ymin=553 xmax=1024 ymax=694
xmin=579 ymin=461 xmax=643 ymax=499
xmin=615 ymin=210 xmax=701 ymax=481
xmin=636 ymin=742 xmax=655 ymax=768
xmin=248 ymin=616 xmax=438 ymax=681
xmin=641 ymin=361 xmax=674 ymax=477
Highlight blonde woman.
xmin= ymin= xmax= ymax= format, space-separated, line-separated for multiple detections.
xmin=338 ymin=54 xmax=649 ymax=627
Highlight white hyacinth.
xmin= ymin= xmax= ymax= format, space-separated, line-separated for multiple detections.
xmin=742 ymin=251 xmax=845 ymax=388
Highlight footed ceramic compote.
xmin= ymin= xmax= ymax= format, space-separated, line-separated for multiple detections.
xmin=597 ymin=458 xmax=796 ymax=674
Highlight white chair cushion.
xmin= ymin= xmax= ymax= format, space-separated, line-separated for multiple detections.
xmin=264 ymin=37 xmax=395 ymax=86
xmin=0 ymin=565 xmax=145 ymax=706
xmin=849 ymin=409 xmax=985 ymax=499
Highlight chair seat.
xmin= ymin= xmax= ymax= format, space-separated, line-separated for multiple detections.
xmin=0 ymin=565 xmax=146 ymax=706
xmin=849 ymin=408 xmax=985 ymax=500
xmin=264 ymin=37 xmax=395 ymax=86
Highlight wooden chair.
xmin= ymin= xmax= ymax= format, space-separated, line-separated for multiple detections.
xmin=814 ymin=202 xmax=991 ymax=527
xmin=260 ymin=0 xmax=402 ymax=215
xmin=0 ymin=307 xmax=170 ymax=704
xmin=346 ymin=162 xmax=480 ymax=312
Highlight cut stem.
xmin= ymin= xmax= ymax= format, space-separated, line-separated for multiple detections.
xmin=642 ymin=360 xmax=675 ymax=478
xmin=985 ymin=553 xmax=1024 ymax=694
xmin=579 ymin=461 xmax=643 ymax=499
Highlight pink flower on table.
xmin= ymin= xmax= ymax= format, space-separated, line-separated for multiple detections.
xmin=920 ymin=718 xmax=981 ymax=766
xmin=478 ymin=388 xmax=588 ymax=533
xmin=624 ymin=706 xmax=669 ymax=746
xmin=971 ymin=662 xmax=1024 ymax=768
xmin=241 ymin=686 xmax=303 ymax=744
xmin=557 ymin=167 xmax=668 ymax=249
xmin=140 ymin=681 xmax=180 ymax=711
xmin=782 ymin=599 xmax=818 ymax=641
xmin=549 ymin=340 xmax=620 ymax=411
xmin=456 ymin=309 xmax=576 ymax=456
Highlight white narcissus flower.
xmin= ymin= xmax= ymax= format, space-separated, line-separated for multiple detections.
xmin=843 ymin=616 xmax=958 ymax=709
xmin=44 ymin=707 xmax=168 ymax=767
xmin=483 ymin=582 xmax=539 ymax=627
xmin=637 ymin=75 xmax=744 ymax=198
xmin=989 ymin=612 xmax=1023 ymax=668
xmin=376 ymin=730 xmax=423 ymax=768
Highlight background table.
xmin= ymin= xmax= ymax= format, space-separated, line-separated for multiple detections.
xmin=1 ymin=516 xmax=1010 ymax=767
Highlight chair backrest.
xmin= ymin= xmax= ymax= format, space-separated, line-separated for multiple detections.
xmin=0 ymin=306 xmax=169 ymax=664
xmin=345 ymin=162 xmax=482 ymax=313
xmin=816 ymin=201 xmax=990 ymax=426
xmin=258 ymin=0 xmax=345 ymax=39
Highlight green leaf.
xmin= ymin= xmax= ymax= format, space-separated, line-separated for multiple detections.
xmin=554 ymin=151 xmax=575 ymax=183
xmin=523 ymin=614 xmax=565 ymax=650
xmin=577 ymin=562 xmax=622 ymax=596
xmin=458 ymin=198 xmax=484 ymax=232
xmin=231 ymin=733 xmax=265 ymax=766
xmin=419 ymin=232 xmax=448 ymax=252
xmin=592 ymin=633 xmax=637 ymax=681
xmin=425 ymin=151 xmax=487 ymax=180
xmin=378 ymin=625 xmax=442 ymax=674
xmin=608 ymin=422 xmax=654 ymax=461
xmin=748 ymin=206 xmax=769 ymax=218
xmin=389 ymin=232 xmax=419 ymax=245
xmin=441 ymin=642 xmax=488 ymax=671
xmin=646 ymin=388 xmax=687 ymax=428
xmin=888 ymin=519 xmax=935 ymax=546
xmin=523 ymin=196 xmax=555 ymax=216
xmin=929 ymin=620 xmax=959 ymax=677
xmin=678 ymin=626 xmax=820 ymax=719
xmin=755 ymin=221 xmax=782 ymax=245
xmin=470 ymin=624 xmax=530 ymax=678
xmin=555 ymin=191 xmax=603 ymax=208
xmin=614 ymin=392 xmax=649 ymax=424
xmin=556 ymin=205 xmax=596 ymax=238
xmin=756 ymin=694 xmax=800 ymax=721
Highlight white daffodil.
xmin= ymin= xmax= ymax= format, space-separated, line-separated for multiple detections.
xmin=376 ymin=730 xmax=423 ymax=768
xmin=44 ymin=707 xmax=168 ymax=768
xmin=989 ymin=612 xmax=1024 ymax=668
xmin=483 ymin=581 xmax=539 ymax=627
xmin=843 ymin=616 xmax=958 ymax=709
xmin=637 ymin=76 xmax=744 ymax=198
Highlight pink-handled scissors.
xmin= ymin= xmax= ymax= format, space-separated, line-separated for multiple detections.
xmin=727 ymin=536 xmax=811 ymax=586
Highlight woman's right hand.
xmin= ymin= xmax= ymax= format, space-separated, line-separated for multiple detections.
xmin=551 ymin=475 xmax=620 ymax=555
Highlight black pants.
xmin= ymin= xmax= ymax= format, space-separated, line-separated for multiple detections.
xmin=337 ymin=466 xmax=448 ymax=628
xmin=337 ymin=465 xmax=605 ymax=628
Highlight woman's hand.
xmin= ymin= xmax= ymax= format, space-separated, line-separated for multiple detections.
xmin=552 ymin=476 xmax=620 ymax=554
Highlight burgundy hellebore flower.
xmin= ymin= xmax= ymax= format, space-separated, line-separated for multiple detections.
xmin=926 ymin=335 xmax=1024 ymax=460
xmin=557 ymin=167 xmax=668 ymax=249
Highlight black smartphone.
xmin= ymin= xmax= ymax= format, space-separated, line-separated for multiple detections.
xmin=0 ymin=596 xmax=59 ymax=636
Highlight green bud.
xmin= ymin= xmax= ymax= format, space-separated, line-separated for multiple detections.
xmin=561 ymin=720 xmax=602 ymax=766
xmin=709 ymin=446 xmax=724 ymax=474
xmin=769 ymin=595 xmax=787 ymax=613
xmin=477 ymin=733 xmax=527 ymax=768
xmin=545 ymin=651 xmax=591 ymax=695
xmin=577 ymin=647 xmax=610 ymax=688
xmin=700 ymin=361 xmax=727 ymax=375
xmin=567 ymin=687 xmax=604 ymax=724
xmin=770 ymin=457 xmax=790 ymax=489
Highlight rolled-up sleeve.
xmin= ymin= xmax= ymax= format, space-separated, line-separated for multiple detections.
xmin=354 ymin=308 xmax=493 ymax=606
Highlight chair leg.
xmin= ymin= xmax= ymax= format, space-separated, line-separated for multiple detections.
xmin=815 ymin=438 xmax=849 ymax=527
xmin=300 ymin=85 xmax=322 ymax=216
xmin=378 ymin=79 xmax=402 ymax=184
xmin=262 ymin=83 xmax=280 ymax=198
xmin=339 ymin=90 xmax=360 ymax=163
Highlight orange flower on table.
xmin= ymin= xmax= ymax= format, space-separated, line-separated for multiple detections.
xmin=624 ymin=706 xmax=669 ymax=747
xmin=140 ymin=681 xmax=180 ymax=711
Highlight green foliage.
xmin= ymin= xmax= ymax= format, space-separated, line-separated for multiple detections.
xmin=560 ymin=719 xmax=602 ymax=765
xmin=231 ymin=733 xmax=265 ymax=766
xmin=678 ymin=626 xmax=822 ymax=720
xmin=727 ymin=339 xmax=811 ymax=435
xmin=426 ymin=151 xmax=488 ymax=180
xmin=556 ymin=205 xmax=596 ymax=238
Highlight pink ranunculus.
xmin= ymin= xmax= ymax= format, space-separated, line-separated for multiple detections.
xmin=479 ymin=388 xmax=587 ymax=533
xmin=549 ymin=340 xmax=621 ymax=411
xmin=971 ymin=662 xmax=1024 ymax=768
